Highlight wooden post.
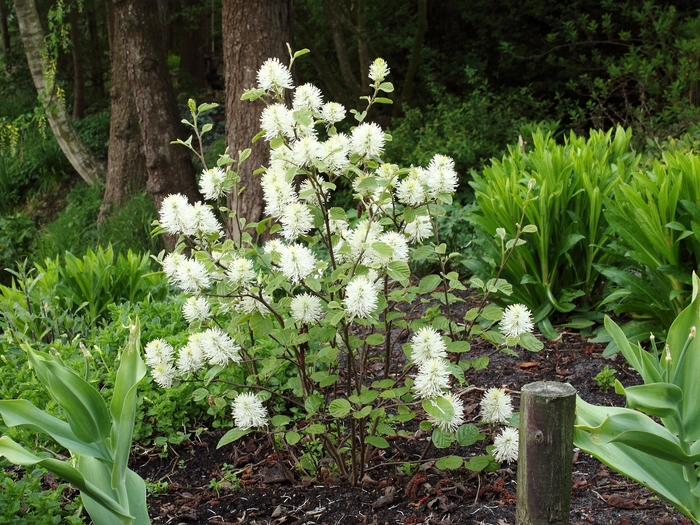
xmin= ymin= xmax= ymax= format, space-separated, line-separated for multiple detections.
xmin=516 ymin=381 xmax=577 ymax=525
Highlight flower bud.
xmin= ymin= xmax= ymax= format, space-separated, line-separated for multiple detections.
xmin=691 ymin=326 xmax=696 ymax=340
xmin=649 ymin=332 xmax=655 ymax=342
xmin=665 ymin=345 xmax=672 ymax=363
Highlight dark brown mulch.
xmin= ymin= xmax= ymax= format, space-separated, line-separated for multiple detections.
xmin=135 ymin=330 xmax=691 ymax=525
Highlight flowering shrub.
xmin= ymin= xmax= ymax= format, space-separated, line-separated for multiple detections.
xmin=148 ymin=49 xmax=539 ymax=484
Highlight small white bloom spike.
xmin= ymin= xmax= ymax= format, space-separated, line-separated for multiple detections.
xmin=480 ymin=387 xmax=514 ymax=424
xmin=493 ymin=426 xmax=519 ymax=463
xmin=232 ymin=392 xmax=268 ymax=430
xmin=500 ymin=303 xmax=534 ymax=339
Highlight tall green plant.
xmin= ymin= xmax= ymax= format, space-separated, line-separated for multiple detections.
xmin=598 ymin=151 xmax=700 ymax=345
xmin=0 ymin=320 xmax=150 ymax=525
xmin=467 ymin=126 xmax=639 ymax=336
xmin=575 ymin=273 xmax=700 ymax=524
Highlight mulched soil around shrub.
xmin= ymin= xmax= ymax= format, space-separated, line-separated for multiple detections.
xmin=136 ymin=330 xmax=691 ymax=525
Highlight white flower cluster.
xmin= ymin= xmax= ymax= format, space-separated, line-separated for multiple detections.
xmin=144 ymin=327 xmax=241 ymax=388
xmin=480 ymin=387 xmax=519 ymax=464
xmin=500 ymin=303 xmax=534 ymax=340
xmin=410 ymin=327 xmax=464 ymax=432
xmin=232 ymin=392 xmax=268 ymax=430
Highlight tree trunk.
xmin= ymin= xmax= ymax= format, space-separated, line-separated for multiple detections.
xmin=86 ymin=2 xmax=106 ymax=99
xmin=392 ymin=0 xmax=427 ymax=118
xmin=12 ymin=0 xmax=104 ymax=186
xmin=0 ymin=0 xmax=10 ymax=58
xmin=113 ymin=0 xmax=200 ymax=217
xmin=98 ymin=0 xmax=146 ymax=223
xmin=68 ymin=6 xmax=85 ymax=119
xmin=222 ymin=0 xmax=292 ymax=238
xmin=177 ymin=0 xmax=208 ymax=90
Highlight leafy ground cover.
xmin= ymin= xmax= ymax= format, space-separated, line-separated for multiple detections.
xmin=133 ymin=314 xmax=687 ymax=525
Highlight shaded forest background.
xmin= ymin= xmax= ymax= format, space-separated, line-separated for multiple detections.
xmin=1 ymin=0 xmax=700 ymax=277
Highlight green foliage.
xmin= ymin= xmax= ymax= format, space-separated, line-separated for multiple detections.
xmin=575 ymin=273 xmax=700 ymax=524
xmin=0 ymin=214 xmax=36 ymax=285
xmin=73 ymin=109 xmax=111 ymax=160
xmin=0 ymin=320 xmax=151 ymax=525
xmin=596 ymin=151 xmax=700 ymax=346
xmin=467 ymin=126 xmax=639 ymax=334
xmin=0 ymin=467 xmax=84 ymax=525
xmin=593 ymin=365 xmax=617 ymax=393
xmin=34 ymin=182 xmax=102 ymax=260
xmin=97 ymin=192 xmax=165 ymax=256
xmin=386 ymin=77 xmax=558 ymax=200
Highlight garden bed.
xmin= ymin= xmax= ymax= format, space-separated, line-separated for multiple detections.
xmin=136 ymin=332 xmax=689 ymax=525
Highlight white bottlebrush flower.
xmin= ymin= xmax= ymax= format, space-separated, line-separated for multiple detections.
xmin=161 ymin=252 xmax=184 ymax=282
xmin=151 ymin=360 xmax=177 ymax=388
xmin=280 ymin=203 xmax=314 ymax=241
xmin=159 ymin=194 xmax=193 ymax=235
xmin=232 ymin=392 xmax=268 ymax=430
xmin=291 ymin=135 xmax=322 ymax=167
xmin=293 ymin=83 xmax=323 ymax=112
xmin=427 ymin=393 xmax=465 ymax=432
xmin=374 ymin=231 xmax=409 ymax=266
xmin=298 ymin=179 xmax=329 ymax=208
xmin=290 ymin=293 xmax=324 ymax=324
xmin=260 ymin=103 xmax=296 ymax=141
xmin=226 ymin=257 xmax=256 ymax=288
xmin=404 ymin=215 xmax=433 ymax=243
xmin=480 ymin=387 xmax=514 ymax=424
xmin=236 ymin=294 xmax=272 ymax=315
xmin=320 ymin=133 xmax=350 ymax=174
xmin=493 ymin=427 xmax=519 ymax=464
xmin=350 ymin=122 xmax=385 ymax=159
xmin=321 ymin=101 xmax=346 ymax=124
xmin=264 ymin=238 xmax=285 ymax=256
xmin=413 ymin=357 xmax=451 ymax=399
xmin=262 ymin=165 xmax=297 ymax=217
xmin=368 ymin=58 xmax=390 ymax=83
xmin=144 ymin=339 xmax=174 ymax=368
xmin=410 ymin=327 xmax=447 ymax=365
xmin=200 ymin=167 xmax=227 ymax=201
xmin=500 ymin=303 xmax=534 ymax=339
xmin=395 ymin=169 xmax=427 ymax=206
xmin=177 ymin=333 xmax=206 ymax=374
xmin=346 ymin=219 xmax=383 ymax=263
xmin=425 ymin=154 xmax=458 ymax=196
xmin=188 ymin=202 xmax=222 ymax=238
xmin=278 ymin=243 xmax=317 ymax=284
xmin=257 ymin=57 xmax=293 ymax=95
xmin=182 ymin=296 xmax=211 ymax=324
xmin=174 ymin=257 xmax=211 ymax=292
xmin=201 ymin=327 xmax=241 ymax=366
xmin=344 ymin=274 xmax=378 ymax=318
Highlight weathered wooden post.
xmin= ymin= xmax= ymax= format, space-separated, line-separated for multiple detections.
xmin=516 ymin=381 xmax=577 ymax=525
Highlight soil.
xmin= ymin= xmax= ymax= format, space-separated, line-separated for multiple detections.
xmin=135 ymin=329 xmax=692 ymax=525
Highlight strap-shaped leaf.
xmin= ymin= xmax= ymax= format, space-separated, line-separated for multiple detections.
xmin=110 ymin=319 xmax=146 ymax=490
xmin=26 ymin=347 xmax=112 ymax=455
xmin=618 ymin=382 xmax=683 ymax=429
xmin=609 ymin=430 xmax=700 ymax=465
xmin=604 ymin=316 xmax=662 ymax=384
xmin=0 ymin=436 xmax=132 ymax=521
xmin=0 ymin=399 xmax=108 ymax=460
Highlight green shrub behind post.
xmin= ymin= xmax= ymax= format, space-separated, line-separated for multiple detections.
xmin=467 ymin=126 xmax=638 ymax=336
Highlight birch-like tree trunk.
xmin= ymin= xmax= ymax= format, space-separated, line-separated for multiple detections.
xmin=12 ymin=0 xmax=104 ymax=186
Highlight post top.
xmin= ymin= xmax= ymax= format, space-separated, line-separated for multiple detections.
xmin=521 ymin=381 xmax=576 ymax=397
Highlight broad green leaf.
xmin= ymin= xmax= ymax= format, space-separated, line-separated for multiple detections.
xmin=285 ymin=431 xmax=301 ymax=445
xmin=304 ymin=423 xmax=327 ymax=434
xmin=110 ymin=320 xmax=146 ymax=490
xmin=465 ymin=456 xmax=491 ymax=471
xmin=366 ymin=334 xmax=385 ymax=346
xmin=456 ymin=424 xmax=483 ymax=447
xmin=418 ymin=274 xmax=442 ymax=294
xmin=26 ymin=347 xmax=111 ymax=455
xmin=365 ymin=436 xmax=390 ymax=449
xmin=217 ymin=428 xmax=252 ymax=448
xmin=431 ymin=428 xmax=454 ymax=449
xmin=435 ymin=455 xmax=463 ymax=470
xmin=329 ymin=399 xmax=352 ymax=418
xmin=447 ymin=340 xmax=471 ymax=353
xmin=618 ymin=382 xmax=683 ymax=423
xmin=387 ymin=261 xmax=410 ymax=286
xmin=271 ymin=415 xmax=291 ymax=427
xmin=422 ymin=397 xmax=455 ymax=424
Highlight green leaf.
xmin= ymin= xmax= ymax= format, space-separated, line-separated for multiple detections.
xmin=456 ymin=424 xmax=483 ymax=447
xmin=366 ymin=334 xmax=385 ymax=346
xmin=418 ymin=274 xmax=442 ymax=294
xmin=447 ymin=340 xmax=471 ymax=353
xmin=329 ymin=399 xmax=352 ymax=418
xmin=431 ymin=428 xmax=455 ymax=449
xmin=218 ymin=428 xmax=252 ymax=448
xmin=519 ymin=332 xmax=544 ymax=352
xmin=435 ymin=455 xmax=463 ymax=470
xmin=465 ymin=456 xmax=491 ymax=471
xmin=375 ymin=97 xmax=393 ymax=104
xmin=271 ymin=415 xmax=291 ymax=427
xmin=365 ymin=436 xmax=390 ymax=449
xmin=619 ymin=382 xmax=683 ymax=423
xmin=26 ymin=348 xmax=111 ymax=454
xmin=422 ymin=397 xmax=455 ymax=424
xmin=304 ymin=424 xmax=327 ymax=434
xmin=387 ymin=261 xmax=410 ymax=286
xmin=285 ymin=431 xmax=301 ymax=445
xmin=353 ymin=406 xmax=372 ymax=419
xmin=110 ymin=320 xmax=146 ymax=490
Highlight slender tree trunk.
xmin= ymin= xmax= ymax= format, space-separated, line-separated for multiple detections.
xmin=222 ymin=0 xmax=292 ymax=238
xmin=177 ymin=0 xmax=208 ymax=90
xmin=0 ymin=0 xmax=10 ymax=58
xmin=98 ymin=0 xmax=146 ymax=223
xmin=68 ymin=7 xmax=85 ymax=119
xmin=393 ymin=0 xmax=427 ymax=117
xmin=12 ymin=0 xmax=104 ymax=185
xmin=113 ymin=0 xmax=200 ymax=217
xmin=87 ymin=2 xmax=106 ymax=99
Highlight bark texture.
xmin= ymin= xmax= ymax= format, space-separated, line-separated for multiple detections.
xmin=68 ymin=7 xmax=85 ymax=119
xmin=12 ymin=0 xmax=104 ymax=186
xmin=222 ymin=0 xmax=292 ymax=238
xmin=113 ymin=0 xmax=200 ymax=216
xmin=0 ymin=0 xmax=10 ymax=57
xmin=99 ymin=0 xmax=147 ymax=222
xmin=516 ymin=381 xmax=576 ymax=525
